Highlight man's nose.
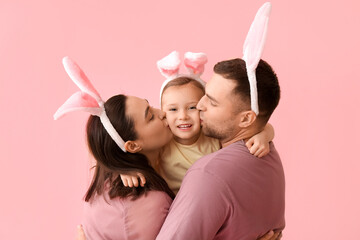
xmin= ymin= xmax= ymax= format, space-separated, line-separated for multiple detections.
xmin=197 ymin=96 xmax=205 ymax=111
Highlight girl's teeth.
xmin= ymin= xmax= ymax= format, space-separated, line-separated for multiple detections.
xmin=178 ymin=124 xmax=191 ymax=128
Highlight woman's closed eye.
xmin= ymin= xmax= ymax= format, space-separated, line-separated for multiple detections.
xmin=149 ymin=113 xmax=154 ymax=121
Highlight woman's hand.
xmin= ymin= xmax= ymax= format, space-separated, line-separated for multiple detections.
xmin=76 ymin=225 xmax=86 ymax=240
xmin=120 ymin=172 xmax=146 ymax=187
xmin=257 ymin=230 xmax=282 ymax=240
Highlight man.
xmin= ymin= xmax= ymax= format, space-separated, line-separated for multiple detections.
xmin=156 ymin=58 xmax=285 ymax=239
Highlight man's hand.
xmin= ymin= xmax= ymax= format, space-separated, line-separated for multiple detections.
xmin=257 ymin=230 xmax=282 ymax=240
xmin=76 ymin=225 xmax=86 ymax=240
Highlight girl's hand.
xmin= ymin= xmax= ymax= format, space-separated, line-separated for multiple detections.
xmin=246 ymin=123 xmax=274 ymax=158
xmin=120 ymin=172 xmax=146 ymax=187
xmin=246 ymin=135 xmax=270 ymax=158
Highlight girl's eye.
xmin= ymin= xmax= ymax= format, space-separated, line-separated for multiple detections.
xmin=189 ymin=106 xmax=197 ymax=110
xmin=169 ymin=108 xmax=177 ymax=111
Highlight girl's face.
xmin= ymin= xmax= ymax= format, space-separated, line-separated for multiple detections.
xmin=161 ymin=83 xmax=204 ymax=145
xmin=126 ymin=96 xmax=173 ymax=152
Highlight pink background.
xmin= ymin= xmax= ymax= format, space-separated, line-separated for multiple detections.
xmin=1 ymin=0 xmax=359 ymax=239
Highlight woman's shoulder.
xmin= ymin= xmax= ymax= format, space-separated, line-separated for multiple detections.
xmin=124 ymin=191 xmax=172 ymax=239
xmin=83 ymin=190 xmax=172 ymax=240
xmin=86 ymin=189 xmax=172 ymax=211
xmin=125 ymin=190 xmax=172 ymax=210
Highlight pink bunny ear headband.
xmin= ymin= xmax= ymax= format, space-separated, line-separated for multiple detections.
xmin=243 ymin=2 xmax=272 ymax=115
xmin=157 ymin=51 xmax=208 ymax=101
xmin=54 ymin=57 xmax=127 ymax=152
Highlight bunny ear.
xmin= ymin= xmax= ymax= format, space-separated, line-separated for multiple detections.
xmin=62 ymin=56 xmax=102 ymax=103
xmin=53 ymin=91 xmax=102 ymax=120
xmin=242 ymin=2 xmax=271 ymax=71
xmin=157 ymin=51 xmax=181 ymax=79
xmin=242 ymin=2 xmax=272 ymax=115
xmin=184 ymin=52 xmax=208 ymax=76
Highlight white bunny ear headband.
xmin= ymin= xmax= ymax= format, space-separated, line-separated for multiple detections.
xmin=157 ymin=51 xmax=208 ymax=102
xmin=242 ymin=2 xmax=272 ymax=115
xmin=54 ymin=57 xmax=127 ymax=152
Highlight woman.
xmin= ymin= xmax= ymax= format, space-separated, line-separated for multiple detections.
xmin=83 ymin=94 xmax=175 ymax=239
xmin=55 ymin=57 xmax=175 ymax=240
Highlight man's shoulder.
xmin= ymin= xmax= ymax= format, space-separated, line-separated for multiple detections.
xmin=193 ymin=141 xmax=249 ymax=164
xmin=187 ymin=140 xmax=282 ymax=180
xmin=185 ymin=141 xmax=246 ymax=176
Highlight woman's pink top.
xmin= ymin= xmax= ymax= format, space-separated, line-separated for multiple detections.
xmin=82 ymin=190 xmax=172 ymax=240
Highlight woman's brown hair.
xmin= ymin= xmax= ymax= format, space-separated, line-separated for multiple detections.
xmin=85 ymin=94 xmax=175 ymax=201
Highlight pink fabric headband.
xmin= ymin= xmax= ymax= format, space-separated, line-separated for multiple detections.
xmin=157 ymin=51 xmax=208 ymax=102
xmin=243 ymin=2 xmax=272 ymax=115
xmin=53 ymin=57 xmax=127 ymax=152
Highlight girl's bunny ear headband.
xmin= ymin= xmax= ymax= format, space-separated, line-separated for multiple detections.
xmin=157 ymin=51 xmax=208 ymax=102
xmin=243 ymin=2 xmax=272 ymax=115
xmin=54 ymin=57 xmax=127 ymax=152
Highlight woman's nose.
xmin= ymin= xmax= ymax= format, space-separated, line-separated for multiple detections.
xmin=158 ymin=109 xmax=166 ymax=120
xmin=158 ymin=110 xmax=169 ymax=127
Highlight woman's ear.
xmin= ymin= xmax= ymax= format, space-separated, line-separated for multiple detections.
xmin=124 ymin=141 xmax=142 ymax=153
xmin=238 ymin=110 xmax=257 ymax=128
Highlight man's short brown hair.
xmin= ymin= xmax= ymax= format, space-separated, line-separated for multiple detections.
xmin=214 ymin=58 xmax=280 ymax=125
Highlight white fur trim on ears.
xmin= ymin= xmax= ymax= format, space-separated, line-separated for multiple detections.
xmin=99 ymin=110 xmax=127 ymax=152
xmin=242 ymin=2 xmax=272 ymax=115
xmin=158 ymin=51 xmax=208 ymax=104
xmin=55 ymin=56 xmax=127 ymax=153
xmin=247 ymin=70 xmax=259 ymax=115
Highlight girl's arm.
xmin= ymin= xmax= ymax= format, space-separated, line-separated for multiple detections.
xmin=246 ymin=123 xmax=275 ymax=158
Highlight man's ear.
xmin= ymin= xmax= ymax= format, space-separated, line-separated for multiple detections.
xmin=124 ymin=141 xmax=142 ymax=153
xmin=238 ymin=110 xmax=257 ymax=128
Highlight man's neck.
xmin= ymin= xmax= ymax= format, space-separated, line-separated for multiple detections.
xmin=220 ymin=128 xmax=261 ymax=148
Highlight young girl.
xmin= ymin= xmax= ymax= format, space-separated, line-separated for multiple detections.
xmin=122 ymin=51 xmax=275 ymax=194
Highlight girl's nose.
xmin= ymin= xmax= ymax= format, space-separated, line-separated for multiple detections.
xmin=179 ymin=109 xmax=189 ymax=120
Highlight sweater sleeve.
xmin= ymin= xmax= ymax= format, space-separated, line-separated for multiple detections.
xmin=156 ymin=169 xmax=231 ymax=240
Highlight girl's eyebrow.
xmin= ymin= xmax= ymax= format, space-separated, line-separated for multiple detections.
xmin=164 ymin=103 xmax=178 ymax=107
